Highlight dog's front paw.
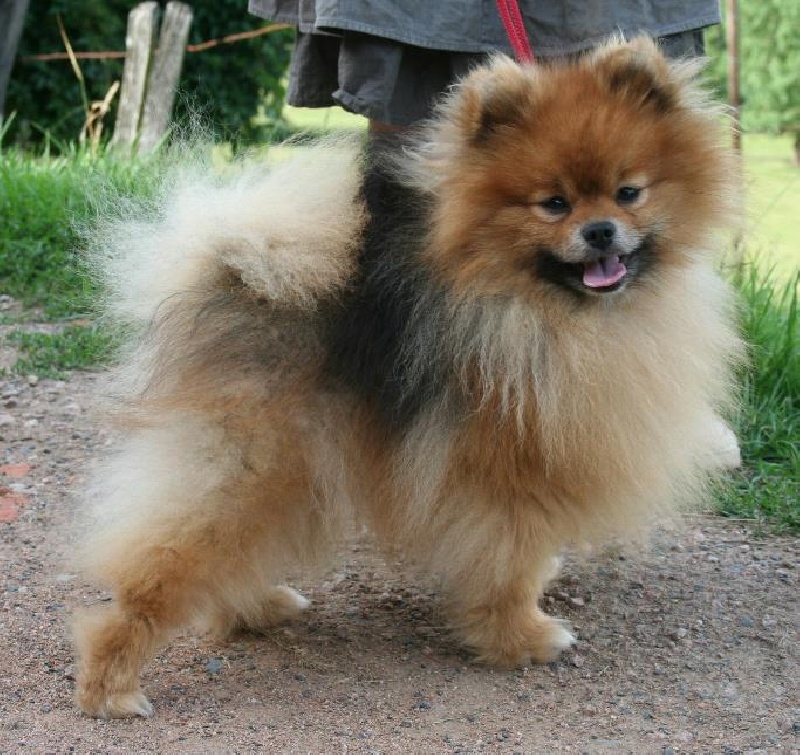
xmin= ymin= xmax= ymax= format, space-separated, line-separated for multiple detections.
xmin=525 ymin=617 xmax=576 ymax=663
xmin=77 ymin=686 xmax=154 ymax=719
xmin=462 ymin=608 xmax=576 ymax=667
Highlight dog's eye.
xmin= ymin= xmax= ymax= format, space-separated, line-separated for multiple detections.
xmin=539 ymin=196 xmax=571 ymax=214
xmin=616 ymin=186 xmax=642 ymax=204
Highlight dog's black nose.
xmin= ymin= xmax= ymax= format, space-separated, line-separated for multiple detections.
xmin=582 ymin=221 xmax=616 ymax=251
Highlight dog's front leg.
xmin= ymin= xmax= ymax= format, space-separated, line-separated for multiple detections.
xmin=430 ymin=503 xmax=575 ymax=667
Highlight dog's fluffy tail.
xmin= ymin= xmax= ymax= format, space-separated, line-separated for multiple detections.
xmin=90 ymin=138 xmax=366 ymax=327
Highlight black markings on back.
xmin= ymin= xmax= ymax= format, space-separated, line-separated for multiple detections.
xmin=324 ymin=148 xmax=449 ymax=429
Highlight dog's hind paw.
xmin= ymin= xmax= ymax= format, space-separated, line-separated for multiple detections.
xmin=215 ymin=585 xmax=311 ymax=636
xmin=78 ymin=689 xmax=154 ymax=719
xmin=265 ymin=585 xmax=311 ymax=621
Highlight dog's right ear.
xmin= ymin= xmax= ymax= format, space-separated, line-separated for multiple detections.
xmin=592 ymin=37 xmax=681 ymax=114
xmin=453 ymin=56 xmax=536 ymax=144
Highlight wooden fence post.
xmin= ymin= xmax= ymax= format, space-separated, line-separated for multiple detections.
xmin=137 ymin=1 xmax=193 ymax=154
xmin=726 ymin=0 xmax=741 ymax=154
xmin=0 ymin=0 xmax=30 ymax=120
xmin=112 ymin=1 xmax=158 ymax=152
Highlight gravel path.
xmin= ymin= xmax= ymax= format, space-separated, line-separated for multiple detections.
xmin=1 ymin=370 xmax=798 ymax=753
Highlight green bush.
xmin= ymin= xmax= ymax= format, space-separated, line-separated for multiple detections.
xmin=6 ymin=1 xmax=292 ymax=149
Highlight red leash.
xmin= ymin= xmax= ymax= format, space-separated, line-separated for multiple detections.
xmin=495 ymin=0 xmax=535 ymax=62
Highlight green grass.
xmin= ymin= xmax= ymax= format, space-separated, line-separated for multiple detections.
xmin=0 ymin=148 xmax=161 ymax=319
xmin=5 ymin=325 xmax=114 ymax=379
xmin=741 ymin=133 xmax=800 ymax=280
xmin=0 ymin=143 xmax=158 ymax=381
xmin=283 ymin=104 xmax=367 ymax=134
xmin=717 ymin=264 xmax=799 ymax=532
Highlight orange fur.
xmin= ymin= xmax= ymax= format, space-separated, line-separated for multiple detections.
xmin=74 ymin=38 xmax=742 ymax=717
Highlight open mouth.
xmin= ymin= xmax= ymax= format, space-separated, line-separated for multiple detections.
xmin=534 ymin=238 xmax=654 ymax=297
xmin=581 ymin=254 xmax=629 ymax=292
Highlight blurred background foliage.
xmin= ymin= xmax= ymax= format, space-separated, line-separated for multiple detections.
xmin=5 ymin=0 xmax=293 ymax=150
xmin=705 ymin=0 xmax=799 ymax=157
xmin=3 ymin=0 xmax=799 ymax=158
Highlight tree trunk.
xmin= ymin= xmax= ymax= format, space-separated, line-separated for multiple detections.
xmin=0 ymin=0 xmax=30 ymax=121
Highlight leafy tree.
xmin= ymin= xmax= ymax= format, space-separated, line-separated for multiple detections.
xmin=5 ymin=1 xmax=292 ymax=149
xmin=705 ymin=1 xmax=800 ymax=163
xmin=739 ymin=0 xmax=800 ymax=163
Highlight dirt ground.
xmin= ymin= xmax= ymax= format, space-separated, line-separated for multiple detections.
xmin=0 ymin=369 xmax=798 ymax=753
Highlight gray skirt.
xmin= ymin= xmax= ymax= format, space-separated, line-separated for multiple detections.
xmin=250 ymin=1 xmax=714 ymax=125
xmin=286 ymin=31 xmax=487 ymax=125
xmin=285 ymin=28 xmax=705 ymax=126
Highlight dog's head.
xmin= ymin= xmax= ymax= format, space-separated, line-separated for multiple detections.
xmin=407 ymin=37 xmax=737 ymax=303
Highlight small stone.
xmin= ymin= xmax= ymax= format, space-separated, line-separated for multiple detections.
xmin=569 ymin=653 xmax=585 ymax=668
xmin=761 ymin=617 xmax=777 ymax=630
xmin=777 ymin=718 xmax=793 ymax=734
xmin=205 ymin=658 xmax=223 ymax=675
xmin=738 ymin=616 xmax=755 ymax=628
xmin=0 ymin=414 xmax=16 ymax=427
xmin=0 ymin=463 xmax=31 ymax=477
xmin=27 ymin=375 xmax=38 ymax=387
xmin=568 ymin=596 xmax=585 ymax=608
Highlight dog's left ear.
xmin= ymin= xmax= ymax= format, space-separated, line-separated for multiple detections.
xmin=592 ymin=37 xmax=689 ymax=113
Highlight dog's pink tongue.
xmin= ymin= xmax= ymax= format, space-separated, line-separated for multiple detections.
xmin=583 ymin=255 xmax=627 ymax=288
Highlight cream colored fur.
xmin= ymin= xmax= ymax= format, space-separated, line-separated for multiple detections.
xmin=92 ymin=140 xmax=365 ymax=325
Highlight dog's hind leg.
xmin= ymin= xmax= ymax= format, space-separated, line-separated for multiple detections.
xmin=208 ymin=584 xmax=311 ymax=638
xmin=74 ymin=410 xmax=326 ymax=718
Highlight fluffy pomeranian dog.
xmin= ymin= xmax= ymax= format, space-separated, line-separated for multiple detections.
xmin=74 ymin=37 xmax=742 ymax=718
